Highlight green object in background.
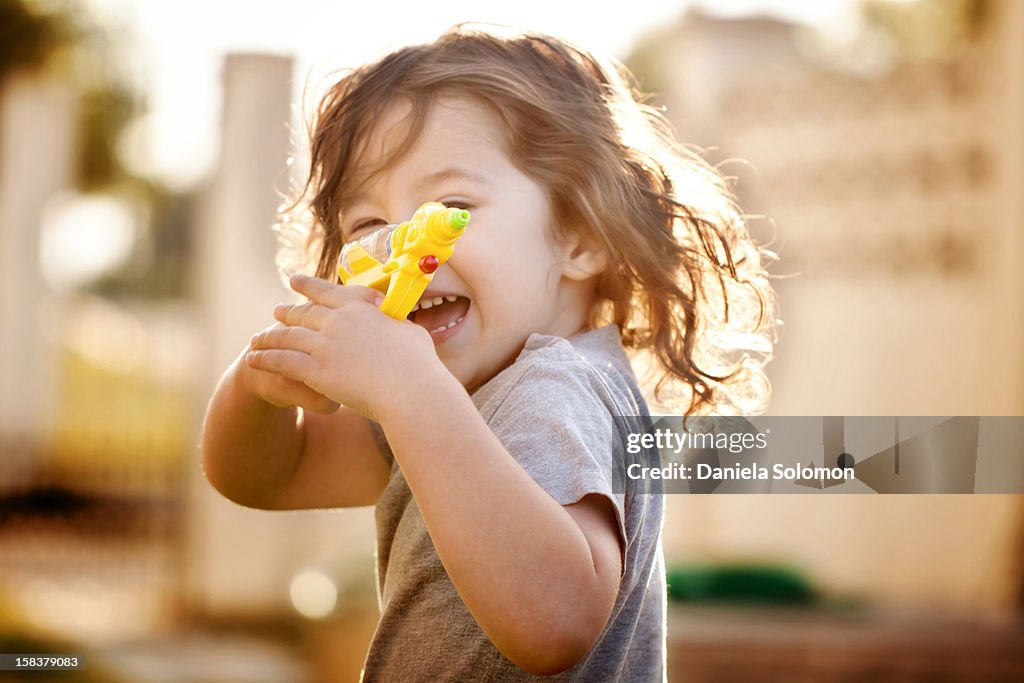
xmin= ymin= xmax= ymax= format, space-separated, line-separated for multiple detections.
xmin=666 ymin=563 xmax=818 ymax=605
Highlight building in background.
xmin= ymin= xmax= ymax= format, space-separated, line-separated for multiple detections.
xmin=628 ymin=0 xmax=1024 ymax=416
xmin=628 ymin=0 xmax=1024 ymax=616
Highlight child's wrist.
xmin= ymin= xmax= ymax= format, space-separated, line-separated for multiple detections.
xmin=374 ymin=360 xmax=465 ymax=428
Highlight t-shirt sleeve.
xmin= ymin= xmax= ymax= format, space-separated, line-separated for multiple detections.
xmin=485 ymin=359 xmax=628 ymax=567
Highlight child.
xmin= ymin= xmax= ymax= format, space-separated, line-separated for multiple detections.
xmin=201 ymin=24 xmax=777 ymax=681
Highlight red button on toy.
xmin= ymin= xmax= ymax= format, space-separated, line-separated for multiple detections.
xmin=418 ymin=255 xmax=440 ymax=274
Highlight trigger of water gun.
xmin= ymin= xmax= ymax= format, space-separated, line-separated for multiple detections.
xmin=380 ymin=269 xmax=430 ymax=320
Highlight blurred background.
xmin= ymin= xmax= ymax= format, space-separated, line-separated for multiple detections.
xmin=1 ymin=0 xmax=1022 ymax=680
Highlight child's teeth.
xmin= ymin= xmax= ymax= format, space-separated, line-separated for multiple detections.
xmin=415 ymin=295 xmax=459 ymax=315
xmin=429 ymin=316 xmax=465 ymax=335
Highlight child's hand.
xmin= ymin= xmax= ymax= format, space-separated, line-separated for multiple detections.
xmin=245 ymin=274 xmax=440 ymax=420
xmin=240 ymin=322 xmax=342 ymax=415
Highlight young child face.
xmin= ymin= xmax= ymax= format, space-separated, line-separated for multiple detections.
xmin=340 ymin=96 xmax=592 ymax=391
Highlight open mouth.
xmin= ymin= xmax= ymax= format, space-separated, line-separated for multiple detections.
xmin=407 ymin=294 xmax=471 ymax=340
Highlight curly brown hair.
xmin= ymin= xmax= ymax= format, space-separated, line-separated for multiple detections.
xmin=276 ymin=24 xmax=779 ymax=416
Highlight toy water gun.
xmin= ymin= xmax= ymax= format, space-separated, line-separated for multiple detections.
xmin=336 ymin=202 xmax=471 ymax=320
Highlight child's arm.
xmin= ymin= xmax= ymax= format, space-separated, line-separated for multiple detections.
xmin=248 ymin=275 xmax=622 ymax=674
xmin=200 ymin=296 xmax=392 ymax=510
xmin=376 ymin=373 xmax=623 ymax=675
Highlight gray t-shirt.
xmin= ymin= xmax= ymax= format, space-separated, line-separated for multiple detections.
xmin=362 ymin=324 xmax=666 ymax=682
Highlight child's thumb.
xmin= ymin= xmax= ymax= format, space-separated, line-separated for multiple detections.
xmin=349 ymin=285 xmax=385 ymax=307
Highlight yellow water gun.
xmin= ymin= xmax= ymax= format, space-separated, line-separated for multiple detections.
xmin=336 ymin=202 xmax=471 ymax=320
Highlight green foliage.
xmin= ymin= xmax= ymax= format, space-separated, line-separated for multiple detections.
xmin=76 ymin=86 xmax=139 ymax=191
xmin=667 ymin=562 xmax=818 ymax=605
xmin=0 ymin=0 xmax=73 ymax=78
xmin=0 ymin=2 xmax=187 ymax=298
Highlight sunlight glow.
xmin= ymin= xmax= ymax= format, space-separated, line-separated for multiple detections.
xmin=39 ymin=192 xmax=137 ymax=292
xmin=289 ymin=568 xmax=338 ymax=619
xmin=80 ymin=0 xmax=856 ymax=190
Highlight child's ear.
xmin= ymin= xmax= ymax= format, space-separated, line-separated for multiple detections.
xmin=559 ymin=231 xmax=608 ymax=281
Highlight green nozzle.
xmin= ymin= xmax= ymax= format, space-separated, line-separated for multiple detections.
xmin=449 ymin=209 xmax=470 ymax=230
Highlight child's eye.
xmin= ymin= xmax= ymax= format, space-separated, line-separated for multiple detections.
xmin=347 ymin=218 xmax=387 ymax=239
xmin=441 ymin=200 xmax=473 ymax=211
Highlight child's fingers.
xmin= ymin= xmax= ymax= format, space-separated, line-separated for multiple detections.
xmin=250 ymin=325 xmax=320 ymax=354
xmin=260 ymin=377 xmax=339 ymax=414
xmin=286 ymin=385 xmax=340 ymax=414
xmin=299 ymin=395 xmax=341 ymax=415
xmin=245 ymin=348 xmax=315 ymax=384
xmin=288 ymin=274 xmax=347 ymax=307
xmin=290 ymin=274 xmax=383 ymax=308
xmin=244 ymin=361 xmax=339 ymax=414
xmin=273 ymin=301 xmax=331 ymax=330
